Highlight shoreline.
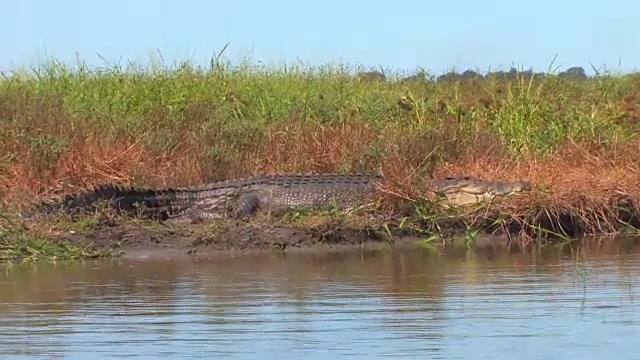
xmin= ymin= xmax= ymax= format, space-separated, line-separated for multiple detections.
xmin=4 ymin=189 xmax=640 ymax=262
xmin=5 ymin=216 xmax=523 ymax=262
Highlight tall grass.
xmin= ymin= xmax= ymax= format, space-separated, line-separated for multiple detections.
xmin=1 ymin=57 xmax=639 ymax=207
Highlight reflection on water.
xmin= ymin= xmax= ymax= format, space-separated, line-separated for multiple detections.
xmin=1 ymin=238 xmax=640 ymax=359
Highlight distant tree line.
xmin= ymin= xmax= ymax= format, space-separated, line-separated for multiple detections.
xmin=356 ymin=66 xmax=589 ymax=83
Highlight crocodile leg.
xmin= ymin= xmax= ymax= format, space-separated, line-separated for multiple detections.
xmin=234 ymin=194 xmax=262 ymax=218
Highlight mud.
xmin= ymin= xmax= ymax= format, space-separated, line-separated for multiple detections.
xmin=45 ymin=218 xmax=401 ymax=260
xmin=41 ymin=215 xmax=517 ymax=261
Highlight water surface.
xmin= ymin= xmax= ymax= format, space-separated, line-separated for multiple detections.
xmin=1 ymin=239 xmax=640 ymax=359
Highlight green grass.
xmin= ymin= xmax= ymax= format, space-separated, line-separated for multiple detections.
xmin=0 ymin=209 xmax=114 ymax=264
xmin=1 ymin=57 xmax=638 ymax=186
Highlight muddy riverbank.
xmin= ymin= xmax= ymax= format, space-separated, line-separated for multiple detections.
xmin=26 ymin=214 xmax=517 ymax=261
xmin=46 ymin=219 xmax=415 ymax=260
xmin=5 ymin=188 xmax=640 ymax=262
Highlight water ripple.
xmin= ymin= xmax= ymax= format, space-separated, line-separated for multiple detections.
xmin=1 ymin=248 xmax=640 ymax=359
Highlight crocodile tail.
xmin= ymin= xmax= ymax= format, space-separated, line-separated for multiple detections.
xmin=27 ymin=184 xmax=178 ymax=220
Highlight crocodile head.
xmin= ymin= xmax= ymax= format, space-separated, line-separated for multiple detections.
xmin=432 ymin=175 xmax=533 ymax=206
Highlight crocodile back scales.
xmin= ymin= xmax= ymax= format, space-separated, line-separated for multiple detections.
xmin=25 ymin=173 xmax=384 ymax=220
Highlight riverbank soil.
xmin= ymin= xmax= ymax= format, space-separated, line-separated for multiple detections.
xmin=29 ymin=215 xmax=519 ymax=261
xmin=17 ymin=213 xmax=400 ymax=259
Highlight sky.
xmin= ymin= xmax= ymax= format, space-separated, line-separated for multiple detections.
xmin=2 ymin=0 xmax=639 ymax=76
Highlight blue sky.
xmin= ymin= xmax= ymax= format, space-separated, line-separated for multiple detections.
xmin=2 ymin=0 xmax=638 ymax=75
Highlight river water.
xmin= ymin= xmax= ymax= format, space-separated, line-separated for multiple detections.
xmin=1 ymin=239 xmax=640 ymax=359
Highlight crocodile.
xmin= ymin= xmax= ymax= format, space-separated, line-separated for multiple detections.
xmin=432 ymin=175 xmax=533 ymax=206
xmin=23 ymin=173 xmax=533 ymax=223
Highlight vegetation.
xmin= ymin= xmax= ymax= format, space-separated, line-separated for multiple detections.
xmin=1 ymin=56 xmax=640 ymax=260
xmin=0 ymin=207 xmax=115 ymax=263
